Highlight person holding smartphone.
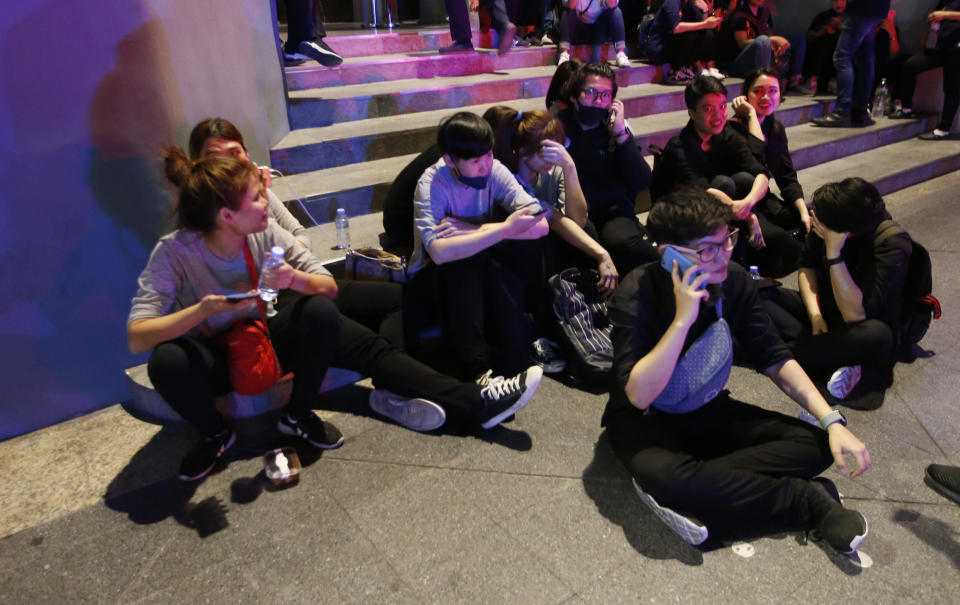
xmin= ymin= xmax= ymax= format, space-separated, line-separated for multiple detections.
xmin=557 ymin=62 xmax=659 ymax=276
xmin=603 ymin=186 xmax=871 ymax=554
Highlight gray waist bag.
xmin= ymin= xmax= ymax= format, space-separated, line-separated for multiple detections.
xmin=650 ymin=300 xmax=733 ymax=414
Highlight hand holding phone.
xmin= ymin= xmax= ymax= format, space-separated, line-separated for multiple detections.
xmin=224 ymin=291 xmax=260 ymax=302
xmin=660 ymin=246 xmax=706 ymax=291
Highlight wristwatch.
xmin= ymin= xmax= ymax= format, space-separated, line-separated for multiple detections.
xmin=824 ymin=256 xmax=845 ymax=267
xmin=819 ymin=409 xmax=847 ymax=430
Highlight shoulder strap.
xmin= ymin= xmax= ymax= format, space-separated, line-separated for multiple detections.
xmin=242 ymin=239 xmax=269 ymax=321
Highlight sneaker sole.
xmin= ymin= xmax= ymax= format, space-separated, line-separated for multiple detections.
xmin=295 ymin=45 xmax=343 ymax=67
xmin=277 ymin=420 xmax=345 ymax=449
xmin=827 ymin=366 xmax=862 ymax=399
xmin=842 ymin=512 xmax=868 ymax=555
xmin=633 ymin=480 xmax=708 ymax=545
xmin=480 ymin=367 xmax=542 ymax=429
xmin=178 ymin=431 xmax=237 ymax=482
xmin=924 ymin=471 xmax=960 ymax=505
xmin=370 ymin=391 xmax=447 ymax=432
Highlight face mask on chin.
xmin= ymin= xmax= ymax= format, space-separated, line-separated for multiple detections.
xmin=576 ymin=104 xmax=608 ymax=127
xmin=456 ymin=173 xmax=489 ymax=190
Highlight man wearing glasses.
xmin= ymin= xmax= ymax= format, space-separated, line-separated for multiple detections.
xmin=602 ymin=187 xmax=872 ymax=555
xmin=557 ymin=62 xmax=659 ymax=276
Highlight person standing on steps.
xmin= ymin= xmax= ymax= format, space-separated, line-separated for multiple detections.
xmin=441 ymin=0 xmax=517 ymax=55
xmin=282 ymin=0 xmax=343 ymax=67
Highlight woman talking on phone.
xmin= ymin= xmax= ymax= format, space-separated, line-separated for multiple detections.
xmin=556 ymin=62 xmax=658 ymax=275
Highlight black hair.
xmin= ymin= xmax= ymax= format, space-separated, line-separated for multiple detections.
xmin=812 ymin=177 xmax=887 ymax=236
xmin=647 ymin=187 xmax=734 ymax=245
xmin=545 ymin=59 xmax=584 ymax=110
xmin=684 ymin=75 xmax=728 ymax=110
xmin=436 ymin=112 xmax=494 ymax=159
xmin=741 ymin=67 xmax=780 ymax=97
xmin=561 ymin=62 xmax=618 ymax=104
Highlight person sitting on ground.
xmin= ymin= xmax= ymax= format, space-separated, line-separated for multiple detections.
xmin=720 ymin=0 xmax=809 ymax=94
xmin=282 ymin=0 xmax=342 ymax=67
xmin=407 ymin=111 xmax=550 ymax=386
xmin=602 ymin=187 xmax=871 ymax=552
xmin=546 ymin=58 xmax=585 ymax=114
xmin=759 ymin=177 xmax=909 ymax=400
xmin=803 ymin=0 xmax=846 ymax=96
xmin=643 ymin=0 xmax=725 ymax=85
xmin=558 ymin=0 xmax=631 ymax=67
xmin=888 ymin=1 xmax=960 ymax=141
xmin=558 ymin=62 xmax=659 ymax=275
xmin=130 ymin=152 xmax=543 ymax=481
xmin=651 ymin=75 xmax=772 ymax=268
xmin=190 ymin=117 xmax=403 ymax=344
xmin=728 ymin=67 xmax=810 ymax=277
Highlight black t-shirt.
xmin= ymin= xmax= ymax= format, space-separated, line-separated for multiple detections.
xmin=602 ymin=261 xmax=793 ymax=425
xmin=808 ymin=9 xmax=842 ymax=33
xmin=846 ymin=0 xmax=891 ymax=19
xmin=937 ymin=0 xmax=960 ymax=49
xmin=727 ymin=116 xmax=804 ymax=205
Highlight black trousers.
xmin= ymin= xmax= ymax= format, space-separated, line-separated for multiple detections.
xmin=759 ymin=286 xmax=894 ymax=377
xmin=606 ymin=395 xmax=833 ymax=539
xmin=589 ymin=205 xmax=659 ymax=277
xmin=803 ymin=33 xmax=839 ymax=84
xmin=284 ymin=0 xmax=326 ymax=49
xmin=895 ymin=46 xmax=960 ymax=132
xmin=446 ymin=0 xmax=509 ymax=44
xmin=660 ymin=29 xmax=717 ymax=68
xmin=148 ymin=295 xmax=484 ymax=436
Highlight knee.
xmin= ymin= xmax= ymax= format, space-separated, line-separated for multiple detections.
xmin=754 ymin=35 xmax=772 ymax=53
xmin=857 ymin=319 xmax=894 ymax=354
xmin=629 ymin=450 xmax=696 ymax=495
xmin=710 ymin=175 xmax=736 ymax=198
xmin=147 ymin=340 xmax=192 ymax=389
xmin=298 ymin=295 xmax=342 ymax=335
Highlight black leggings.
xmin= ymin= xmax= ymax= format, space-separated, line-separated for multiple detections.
xmin=606 ymin=396 xmax=833 ymax=539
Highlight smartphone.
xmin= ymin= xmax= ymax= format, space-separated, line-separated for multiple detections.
xmin=660 ymin=246 xmax=706 ymax=290
xmin=530 ymin=206 xmax=553 ymax=220
xmin=223 ymin=292 xmax=260 ymax=302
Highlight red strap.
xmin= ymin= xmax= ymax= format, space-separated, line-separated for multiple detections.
xmin=242 ymin=239 xmax=269 ymax=322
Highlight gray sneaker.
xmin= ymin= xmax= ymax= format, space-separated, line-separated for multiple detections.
xmin=369 ymin=389 xmax=446 ymax=432
xmin=633 ymin=479 xmax=709 ymax=545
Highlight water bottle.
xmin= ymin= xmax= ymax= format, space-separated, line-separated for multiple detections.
xmin=258 ymin=245 xmax=285 ymax=302
xmin=871 ymin=78 xmax=888 ymax=119
xmin=749 ymin=265 xmax=761 ymax=280
xmin=335 ymin=208 xmax=351 ymax=250
xmin=927 ymin=21 xmax=940 ymax=49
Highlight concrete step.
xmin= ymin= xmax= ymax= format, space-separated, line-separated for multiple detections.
xmin=273 ymin=106 xmax=928 ymax=226
xmin=286 ymin=60 xmax=659 ymax=128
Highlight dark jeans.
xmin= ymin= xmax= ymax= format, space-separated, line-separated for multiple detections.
xmin=606 ymin=395 xmax=833 ymax=539
xmin=833 ymin=14 xmax=883 ymax=115
xmin=559 ymin=7 xmax=626 ymax=47
xmin=284 ymin=0 xmax=326 ymax=49
xmin=446 ymin=0 xmax=509 ymax=44
xmin=728 ymin=35 xmax=772 ymax=78
xmin=759 ymin=286 xmax=894 ymax=377
xmin=895 ymin=46 xmax=960 ymax=132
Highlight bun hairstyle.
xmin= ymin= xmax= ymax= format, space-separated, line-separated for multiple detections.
xmin=490 ymin=108 xmax=565 ymax=173
xmin=163 ymin=146 xmax=260 ymax=233
xmin=188 ymin=117 xmax=245 ymax=160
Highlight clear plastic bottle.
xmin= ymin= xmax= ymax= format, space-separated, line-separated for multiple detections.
xmin=335 ymin=208 xmax=351 ymax=250
xmin=258 ymin=245 xmax=285 ymax=302
xmin=749 ymin=265 xmax=761 ymax=280
xmin=871 ymin=78 xmax=889 ymax=119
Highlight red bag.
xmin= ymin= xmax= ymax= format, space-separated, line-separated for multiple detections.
xmin=221 ymin=241 xmax=282 ymax=395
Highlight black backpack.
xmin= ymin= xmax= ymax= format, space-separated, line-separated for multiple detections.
xmin=876 ymin=221 xmax=941 ymax=347
xmin=548 ymin=268 xmax=613 ymax=385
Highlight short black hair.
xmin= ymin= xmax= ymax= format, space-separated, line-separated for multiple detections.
xmin=812 ymin=177 xmax=887 ymax=236
xmin=561 ymin=62 xmax=618 ymax=104
xmin=684 ymin=75 xmax=728 ymax=110
xmin=545 ymin=58 xmax=584 ymax=109
xmin=437 ymin=112 xmax=494 ymax=159
xmin=741 ymin=67 xmax=779 ymax=96
xmin=647 ymin=187 xmax=734 ymax=245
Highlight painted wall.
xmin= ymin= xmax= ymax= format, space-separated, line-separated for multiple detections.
xmin=0 ymin=0 xmax=288 ymax=441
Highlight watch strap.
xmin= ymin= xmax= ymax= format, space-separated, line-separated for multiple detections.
xmin=819 ymin=409 xmax=847 ymax=430
xmin=824 ymin=256 xmax=845 ymax=267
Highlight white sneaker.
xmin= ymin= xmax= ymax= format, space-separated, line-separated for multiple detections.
xmin=633 ymin=480 xmax=709 ymax=545
xmin=615 ymin=51 xmax=630 ymax=68
xmin=369 ymin=389 xmax=446 ymax=432
xmin=557 ymin=50 xmax=571 ymax=65
xmin=707 ymin=67 xmax=726 ymax=80
xmin=827 ymin=365 xmax=862 ymax=399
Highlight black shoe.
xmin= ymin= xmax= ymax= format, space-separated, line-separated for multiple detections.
xmin=806 ymin=481 xmax=868 ymax=555
xmin=497 ymin=22 xmax=518 ymax=55
xmin=475 ymin=366 xmax=542 ymax=429
xmin=278 ymin=412 xmax=344 ymax=449
xmin=851 ymin=113 xmax=875 ymax=127
xmin=925 ymin=464 xmax=960 ymax=505
xmin=178 ymin=429 xmax=236 ymax=482
xmin=888 ymin=108 xmax=914 ymax=119
xmin=812 ymin=111 xmax=852 ymax=127
xmin=439 ymin=40 xmax=475 ymax=54
xmin=291 ymin=38 xmax=343 ymax=67
xmin=919 ymin=129 xmax=952 ymax=141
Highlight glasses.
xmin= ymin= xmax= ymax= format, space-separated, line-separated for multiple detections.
xmin=675 ymin=228 xmax=739 ymax=262
xmin=580 ymin=87 xmax=613 ymax=103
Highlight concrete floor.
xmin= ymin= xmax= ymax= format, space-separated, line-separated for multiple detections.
xmin=2 ymin=173 xmax=960 ymax=603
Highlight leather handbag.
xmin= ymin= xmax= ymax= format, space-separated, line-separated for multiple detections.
xmin=650 ymin=300 xmax=733 ymax=414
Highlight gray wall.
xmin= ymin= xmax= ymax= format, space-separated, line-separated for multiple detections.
xmin=0 ymin=0 xmax=288 ymax=440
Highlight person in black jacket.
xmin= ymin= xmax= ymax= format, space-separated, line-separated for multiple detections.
xmin=558 ymin=62 xmax=658 ymax=275
xmin=728 ymin=67 xmax=809 ymax=277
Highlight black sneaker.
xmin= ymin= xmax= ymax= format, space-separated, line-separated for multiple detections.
xmin=475 ymin=366 xmax=542 ymax=429
xmin=497 ymin=22 xmax=518 ymax=56
xmin=925 ymin=464 xmax=960 ymax=505
xmin=439 ymin=40 xmax=475 ymax=54
xmin=806 ymin=480 xmax=868 ymax=555
xmin=292 ymin=38 xmax=343 ymax=67
xmin=530 ymin=337 xmax=566 ymax=374
xmin=178 ymin=429 xmax=236 ymax=482
xmin=812 ymin=110 xmax=853 ymax=128
xmin=888 ymin=108 xmax=914 ymax=119
xmin=278 ymin=412 xmax=344 ymax=449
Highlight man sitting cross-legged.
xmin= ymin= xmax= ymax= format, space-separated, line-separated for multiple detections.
xmin=602 ymin=187 xmax=872 ymax=554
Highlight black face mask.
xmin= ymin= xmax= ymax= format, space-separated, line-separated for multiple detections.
xmin=457 ymin=174 xmax=490 ymax=190
xmin=576 ymin=104 xmax=608 ymax=127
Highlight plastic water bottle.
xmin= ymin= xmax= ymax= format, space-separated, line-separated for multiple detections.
xmin=335 ymin=208 xmax=351 ymax=250
xmin=749 ymin=265 xmax=761 ymax=280
xmin=871 ymin=78 xmax=889 ymax=119
xmin=258 ymin=246 xmax=285 ymax=302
